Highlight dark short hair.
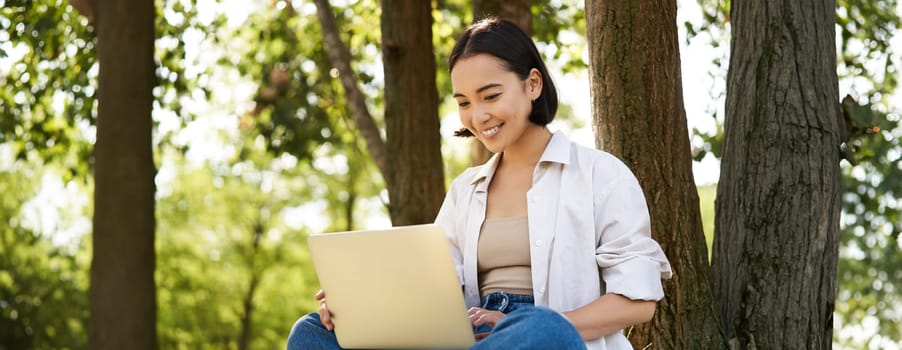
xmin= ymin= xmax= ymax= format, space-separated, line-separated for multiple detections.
xmin=449 ymin=18 xmax=559 ymax=137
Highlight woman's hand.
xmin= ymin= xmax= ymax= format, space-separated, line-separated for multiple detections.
xmin=315 ymin=290 xmax=334 ymax=331
xmin=468 ymin=307 xmax=505 ymax=329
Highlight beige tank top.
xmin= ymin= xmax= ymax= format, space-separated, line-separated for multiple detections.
xmin=477 ymin=216 xmax=533 ymax=296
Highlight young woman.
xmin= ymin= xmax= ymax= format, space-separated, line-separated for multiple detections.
xmin=288 ymin=18 xmax=672 ymax=350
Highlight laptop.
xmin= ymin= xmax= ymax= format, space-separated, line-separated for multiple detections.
xmin=307 ymin=224 xmax=476 ymax=349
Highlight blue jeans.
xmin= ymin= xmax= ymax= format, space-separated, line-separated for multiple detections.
xmin=286 ymin=291 xmax=585 ymax=350
xmin=473 ymin=291 xmax=536 ymax=334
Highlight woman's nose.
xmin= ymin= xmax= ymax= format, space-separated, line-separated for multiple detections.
xmin=473 ymin=104 xmax=490 ymax=124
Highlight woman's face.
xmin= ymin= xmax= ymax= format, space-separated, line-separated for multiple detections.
xmin=451 ymin=54 xmax=542 ymax=154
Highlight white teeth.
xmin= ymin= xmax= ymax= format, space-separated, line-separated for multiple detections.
xmin=481 ymin=125 xmax=500 ymax=137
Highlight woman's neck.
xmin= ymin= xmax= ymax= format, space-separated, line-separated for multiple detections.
xmin=499 ymin=125 xmax=552 ymax=168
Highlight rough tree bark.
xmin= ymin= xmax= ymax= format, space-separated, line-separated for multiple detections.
xmin=586 ymin=0 xmax=725 ymax=348
xmin=468 ymin=0 xmax=531 ymax=166
xmin=314 ymin=0 xmax=445 ymax=225
xmin=712 ymin=1 xmax=842 ymax=349
xmin=381 ymin=0 xmax=446 ymax=225
xmin=88 ymin=0 xmax=157 ymax=349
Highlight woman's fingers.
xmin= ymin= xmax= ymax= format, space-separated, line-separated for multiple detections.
xmin=467 ymin=307 xmax=504 ymax=328
xmin=314 ymin=290 xmax=334 ymax=330
xmin=319 ymin=299 xmax=334 ymax=331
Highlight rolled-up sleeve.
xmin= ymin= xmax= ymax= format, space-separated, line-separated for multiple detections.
xmin=594 ymin=171 xmax=672 ymax=301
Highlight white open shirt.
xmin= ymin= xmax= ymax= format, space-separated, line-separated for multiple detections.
xmin=435 ymin=131 xmax=673 ymax=350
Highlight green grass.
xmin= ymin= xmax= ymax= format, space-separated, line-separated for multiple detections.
xmin=697 ymin=184 xmax=717 ymax=261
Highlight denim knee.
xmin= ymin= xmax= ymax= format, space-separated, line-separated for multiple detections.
xmin=286 ymin=313 xmax=341 ymax=350
xmin=483 ymin=307 xmax=585 ymax=350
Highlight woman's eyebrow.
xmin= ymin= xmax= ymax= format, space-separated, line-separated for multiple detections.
xmin=453 ymin=83 xmax=503 ymax=98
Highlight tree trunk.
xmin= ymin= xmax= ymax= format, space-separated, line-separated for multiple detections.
xmin=469 ymin=0 xmax=531 ymax=166
xmin=586 ymin=0 xmax=724 ymax=348
xmin=345 ymin=176 xmax=356 ymax=231
xmin=88 ymin=0 xmax=157 ymax=349
xmin=473 ymin=0 xmax=531 ymax=31
xmin=381 ymin=0 xmax=446 ymax=225
xmin=236 ymin=221 xmax=264 ymax=350
xmin=712 ymin=1 xmax=841 ymax=349
xmin=237 ymin=274 xmax=258 ymax=350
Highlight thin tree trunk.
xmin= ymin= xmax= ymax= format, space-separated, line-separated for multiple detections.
xmin=469 ymin=0 xmax=531 ymax=166
xmin=89 ymin=0 xmax=157 ymax=349
xmin=313 ymin=0 xmax=388 ymax=179
xmin=237 ymin=221 xmax=264 ymax=350
xmin=237 ymin=271 xmax=259 ymax=350
xmin=381 ymin=0 xmax=446 ymax=225
xmin=586 ymin=0 xmax=724 ymax=348
xmin=237 ymin=274 xmax=258 ymax=350
xmin=345 ymin=178 xmax=356 ymax=231
xmin=314 ymin=0 xmax=445 ymax=225
xmin=712 ymin=1 xmax=841 ymax=349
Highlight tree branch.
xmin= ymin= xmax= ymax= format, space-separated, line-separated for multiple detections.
xmin=312 ymin=0 xmax=388 ymax=179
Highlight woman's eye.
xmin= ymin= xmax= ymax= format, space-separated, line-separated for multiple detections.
xmin=485 ymin=93 xmax=501 ymax=101
xmin=457 ymin=101 xmax=470 ymax=108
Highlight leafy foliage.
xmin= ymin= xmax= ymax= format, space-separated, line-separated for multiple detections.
xmin=155 ymin=144 xmax=322 ymax=349
xmin=0 ymin=0 xmax=96 ymax=179
xmin=230 ymin=3 xmax=348 ymax=162
xmin=0 ymin=163 xmax=89 ymax=350
xmin=0 ymin=0 xmax=227 ymax=179
xmin=532 ymin=0 xmax=587 ymax=73
xmin=223 ymin=2 xmax=392 ymax=229
xmin=836 ymin=98 xmax=902 ymax=345
xmin=837 ymin=0 xmax=900 ymax=96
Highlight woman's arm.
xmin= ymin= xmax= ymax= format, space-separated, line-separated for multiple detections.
xmin=575 ymin=160 xmax=669 ymax=341
xmin=562 ymin=293 xmax=656 ymax=341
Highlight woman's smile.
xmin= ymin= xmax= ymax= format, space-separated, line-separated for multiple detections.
xmin=481 ymin=123 xmax=503 ymax=138
xmin=451 ymin=54 xmax=541 ymax=154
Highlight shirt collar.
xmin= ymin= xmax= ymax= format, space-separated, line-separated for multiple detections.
xmin=469 ymin=130 xmax=572 ymax=188
xmin=540 ymin=130 xmax=572 ymax=165
xmin=471 ymin=153 xmax=501 ymax=187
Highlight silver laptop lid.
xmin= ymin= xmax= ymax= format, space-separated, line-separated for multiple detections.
xmin=307 ymin=224 xmax=475 ymax=349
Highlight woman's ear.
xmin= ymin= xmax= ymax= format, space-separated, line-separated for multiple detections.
xmin=527 ymin=68 xmax=543 ymax=100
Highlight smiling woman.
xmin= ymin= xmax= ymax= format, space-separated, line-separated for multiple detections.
xmin=450 ymin=54 xmax=543 ymax=155
xmin=438 ymin=19 xmax=671 ymax=350
xmin=449 ymin=19 xmax=558 ymax=143
xmin=286 ymin=18 xmax=672 ymax=350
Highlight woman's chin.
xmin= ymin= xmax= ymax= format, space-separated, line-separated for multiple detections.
xmin=478 ymin=136 xmax=505 ymax=154
xmin=484 ymin=144 xmax=504 ymax=154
